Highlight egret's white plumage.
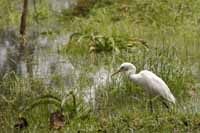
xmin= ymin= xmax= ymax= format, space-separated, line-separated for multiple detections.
xmin=112 ymin=62 xmax=176 ymax=104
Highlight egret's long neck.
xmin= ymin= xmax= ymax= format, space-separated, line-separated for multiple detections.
xmin=126 ymin=69 xmax=136 ymax=78
xmin=127 ymin=70 xmax=141 ymax=84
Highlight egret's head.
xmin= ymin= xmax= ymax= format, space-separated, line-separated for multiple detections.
xmin=111 ymin=62 xmax=136 ymax=76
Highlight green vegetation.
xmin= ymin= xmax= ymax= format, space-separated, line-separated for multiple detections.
xmin=0 ymin=0 xmax=200 ymax=132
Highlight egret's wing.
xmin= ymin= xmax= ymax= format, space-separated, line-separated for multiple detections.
xmin=140 ymin=70 xmax=175 ymax=103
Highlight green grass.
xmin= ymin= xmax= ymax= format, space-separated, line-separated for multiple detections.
xmin=0 ymin=0 xmax=200 ymax=132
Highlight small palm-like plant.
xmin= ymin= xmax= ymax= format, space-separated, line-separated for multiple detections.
xmin=68 ymin=32 xmax=148 ymax=53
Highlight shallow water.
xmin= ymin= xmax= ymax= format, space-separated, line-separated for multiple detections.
xmin=0 ymin=26 xmax=113 ymax=107
xmin=49 ymin=0 xmax=76 ymax=12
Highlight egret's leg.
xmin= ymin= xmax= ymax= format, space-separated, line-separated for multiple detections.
xmin=162 ymin=101 xmax=169 ymax=109
xmin=149 ymin=99 xmax=154 ymax=113
xmin=148 ymin=95 xmax=160 ymax=113
xmin=148 ymin=94 xmax=157 ymax=113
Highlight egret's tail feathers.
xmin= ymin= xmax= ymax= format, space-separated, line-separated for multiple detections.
xmin=168 ymin=93 xmax=176 ymax=104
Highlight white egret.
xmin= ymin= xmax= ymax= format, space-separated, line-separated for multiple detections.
xmin=112 ymin=62 xmax=176 ymax=111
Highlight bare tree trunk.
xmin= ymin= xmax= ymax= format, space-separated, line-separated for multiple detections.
xmin=18 ymin=0 xmax=32 ymax=77
xmin=20 ymin=0 xmax=28 ymax=36
xmin=20 ymin=0 xmax=28 ymax=49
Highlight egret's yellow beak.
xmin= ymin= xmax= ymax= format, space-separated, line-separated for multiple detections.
xmin=111 ymin=69 xmax=121 ymax=77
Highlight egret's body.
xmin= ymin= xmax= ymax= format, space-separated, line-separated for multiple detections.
xmin=112 ymin=62 xmax=176 ymax=107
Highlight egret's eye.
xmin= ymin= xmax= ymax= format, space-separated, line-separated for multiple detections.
xmin=120 ymin=66 xmax=127 ymax=71
xmin=120 ymin=66 xmax=124 ymax=70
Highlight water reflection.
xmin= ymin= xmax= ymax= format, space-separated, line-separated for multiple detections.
xmin=0 ymin=27 xmax=108 ymax=108
xmin=0 ymin=29 xmax=18 ymax=76
xmin=84 ymin=67 xmax=111 ymax=107
xmin=49 ymin=0 xmax=75 ymax=12
xmin=0 ymin=47 xmax=7 ymax=71
xmin=0 ymin=28 xmax=72 ymax=78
